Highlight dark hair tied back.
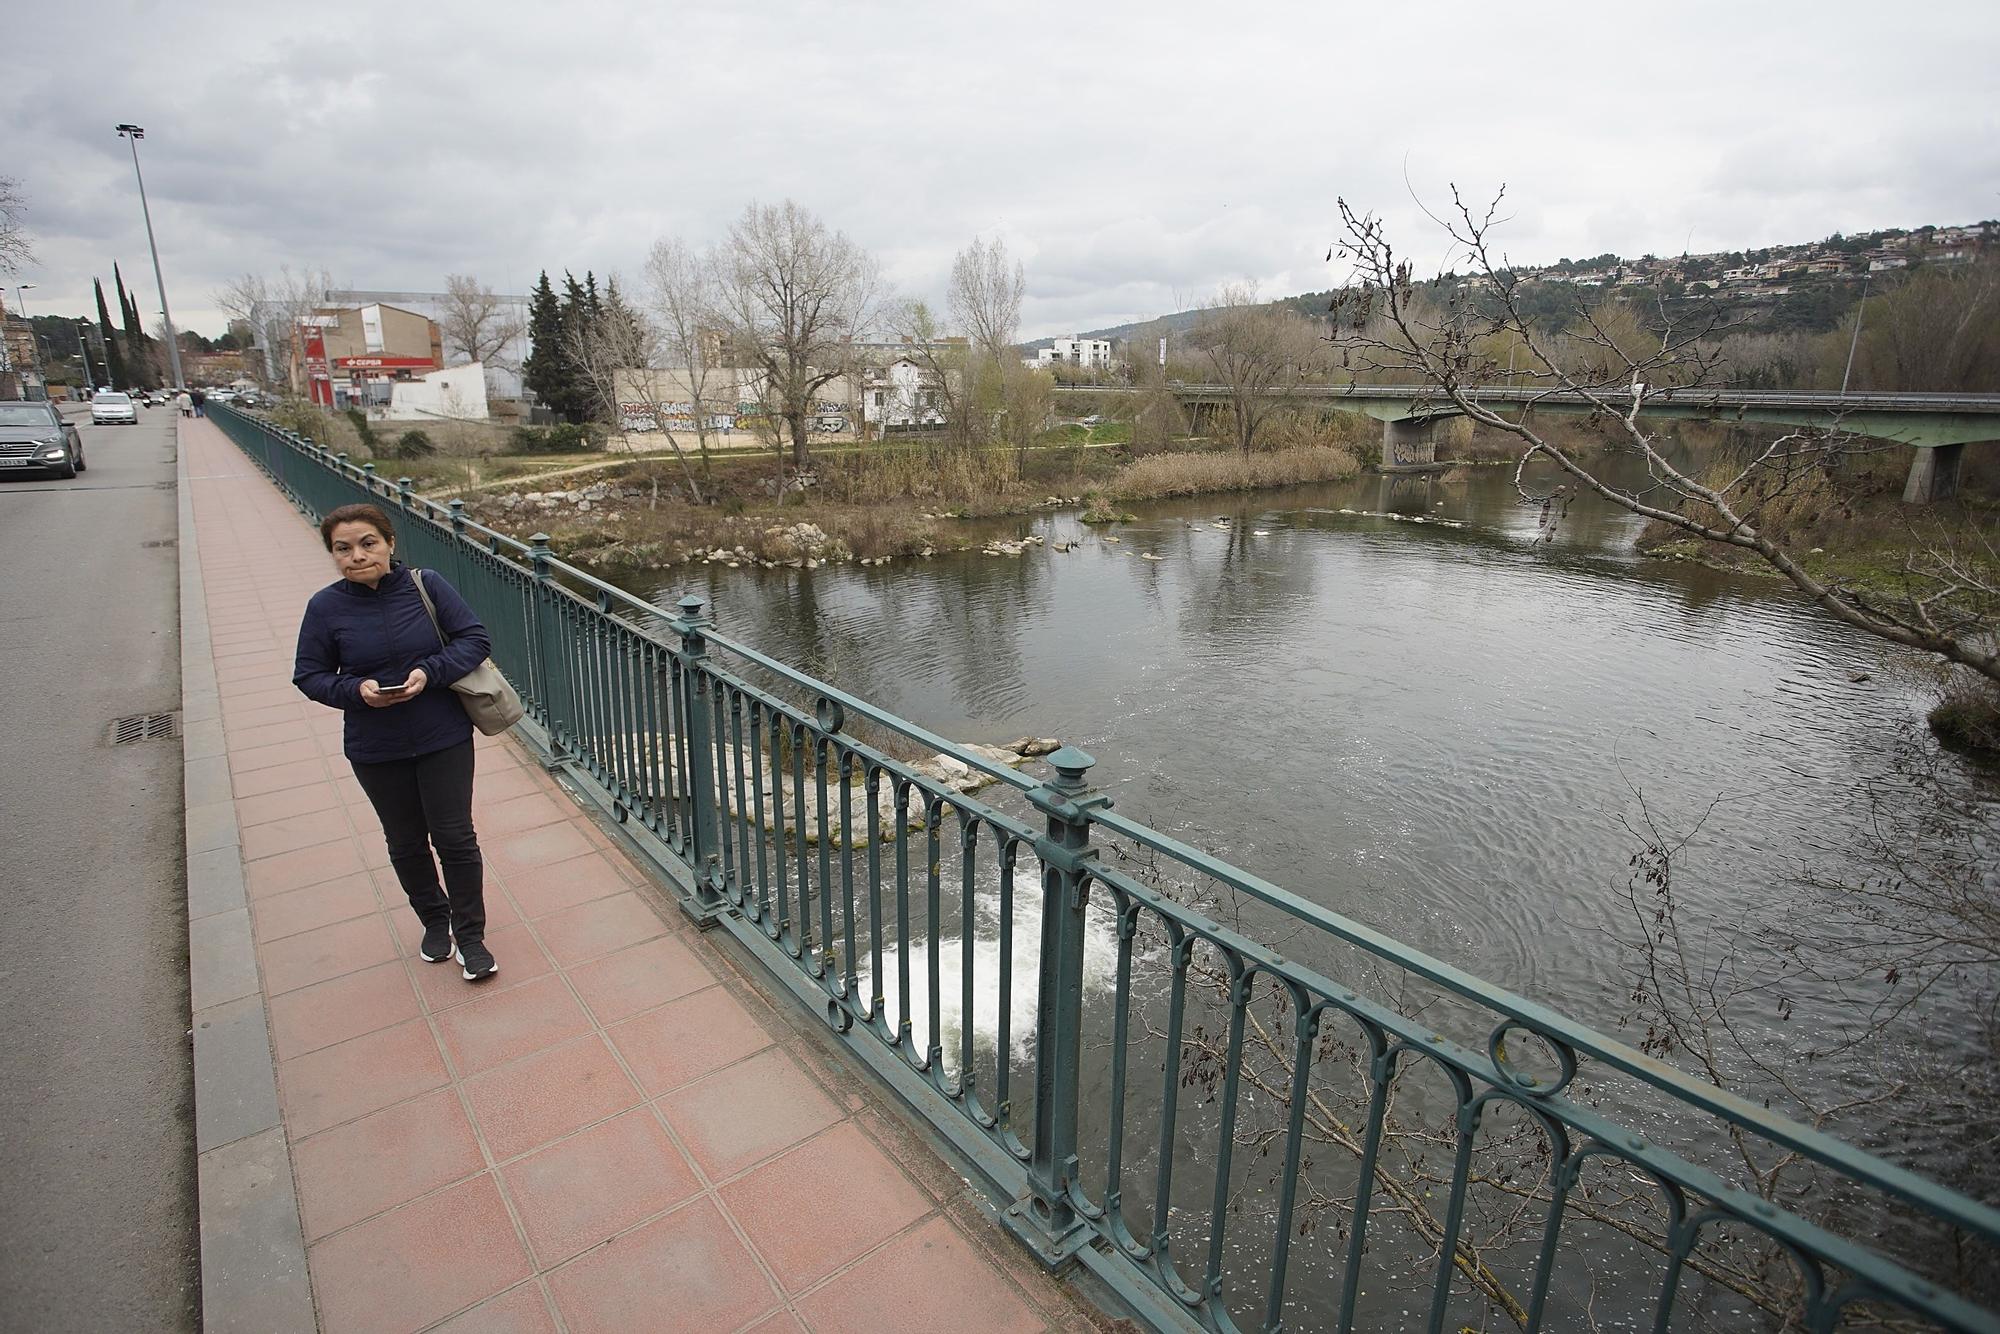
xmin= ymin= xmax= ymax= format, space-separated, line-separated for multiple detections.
xmin=320 ymin=503 xmax=397 ymax=550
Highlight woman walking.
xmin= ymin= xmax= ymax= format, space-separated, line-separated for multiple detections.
xmin=292 ymin=503 xmax=499 ymax=981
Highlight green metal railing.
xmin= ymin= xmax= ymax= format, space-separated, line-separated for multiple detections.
xmin=210 ymin=404 xmax=2000 ymax=1333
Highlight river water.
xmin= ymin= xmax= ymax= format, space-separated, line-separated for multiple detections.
xmin=617 ymin=460 xmax=1955 ymax=1029
xmin=600 ymin=456 xmax=1992 ymax=1326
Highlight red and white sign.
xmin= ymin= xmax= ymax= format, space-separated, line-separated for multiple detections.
xmin=336 ymin=356 xmax=435 ymax=370
xmin=301 ymin=322 xmax=333 ymax=407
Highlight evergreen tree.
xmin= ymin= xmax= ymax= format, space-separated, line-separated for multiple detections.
xmin=521 ymin=270 xmax=570 ymax=417
xmin=600 ymin=276 xmax=643 ymax=352
xmin=115 ymin=263 xmax=152 ymax=387
xmin=95 ymin=278 xmax=128 ymax=390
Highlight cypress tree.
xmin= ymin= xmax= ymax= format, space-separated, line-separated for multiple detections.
xmin=115 ymin=263 xmax=152 ymax=387
xmin=95 ymin=278 xmax=128 ymax=390
xmin=521 ymin=271 xmax=568 ymax=417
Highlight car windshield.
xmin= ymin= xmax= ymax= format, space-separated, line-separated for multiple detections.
xmin=0 ymin=404 xmax=55 ymax=425
xmin=95 ymin=393 xmax=131 ymax=404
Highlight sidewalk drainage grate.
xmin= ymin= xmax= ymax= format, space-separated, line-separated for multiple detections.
xmin=141 ymin=538 xmax=177 ymax=549
xmin=110 ymin=713 xmax=181 ymax=746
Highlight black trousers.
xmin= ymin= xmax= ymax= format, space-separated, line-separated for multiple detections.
xmin=350 ymin=740 xmax=485 ymax=945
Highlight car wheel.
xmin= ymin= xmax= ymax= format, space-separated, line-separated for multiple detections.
xmin=74 ymin=449 xmax=87 ymax=474
xmin=57 ymin=454 xmax=78 ymax=480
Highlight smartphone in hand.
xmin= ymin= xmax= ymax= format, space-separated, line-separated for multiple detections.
xmin=376 ymin=678 xmax=415 ymax=696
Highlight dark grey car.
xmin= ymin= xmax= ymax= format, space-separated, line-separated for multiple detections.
xmin=0 ymin=402 xmax=86 ymax=479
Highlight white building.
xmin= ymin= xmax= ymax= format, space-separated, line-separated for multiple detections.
xmin=1035 ymin=336 xmax=1113 ymax=370
xmin=384 ymin=363 xmax=490 ymax=421
xmin=862 ymin=357 xmax=949 ymax=430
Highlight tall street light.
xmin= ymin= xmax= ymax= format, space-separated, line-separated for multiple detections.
xmin=76 ymin=319 xmax=97 ymax=392
xmin=14 ymin=282 xmax=46 ymax=398
xmin=115 ymin=124 xmax=185 ymax=389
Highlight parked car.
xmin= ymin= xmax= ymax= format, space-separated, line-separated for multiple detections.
xmin=0 ymin=400 xmax=86 ymax=478
xmin=91 ymin=391 xmax=138 ymax=425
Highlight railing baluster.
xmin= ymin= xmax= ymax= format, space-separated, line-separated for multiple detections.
xmin=1262 ymin=995 xmax=1320 ymax=1334
xmin=815 ymin=737 xmax=834 ymax=983
xmin=959 ymin=815 xmax=979 ymax=1103
xmin=1336 ymin=1042 xmax=1394 ymax=1334
xmin=894 ymin=778 xmax=913 ymax=1058
xmin=839 ymin=751 xmax=859 ymax=1001
xmin=865 ymin=765 xmax=886 ymax=1033
xmin=994 ymin=840 xmax=1017 ymax=1141
xmin=925 ymin=795 xmax=944 ymax=1083
xmin=1203 ymin=959 xmax=1253 ymax=1310
xmin=1424 ymin=1084 xmax=1483 ymax=1334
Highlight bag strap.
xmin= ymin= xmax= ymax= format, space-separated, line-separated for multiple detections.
xmin=408 ymin=568 xmax=449 ymax=649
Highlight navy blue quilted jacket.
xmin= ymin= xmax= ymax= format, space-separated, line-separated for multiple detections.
xmin=293 ymin=564 xmax=494 ymax=763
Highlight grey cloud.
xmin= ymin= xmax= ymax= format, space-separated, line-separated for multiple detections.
xmin=8 ymin=0 xmax=1997 ymax=341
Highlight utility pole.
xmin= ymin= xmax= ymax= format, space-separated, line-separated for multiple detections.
xmin=14 ymin=283 xmax=45 ymax=398
xmin=1839 ymin=273 xmax=1871 ymax=398
xmin=115 ymin=124 xmax=185 ymax=389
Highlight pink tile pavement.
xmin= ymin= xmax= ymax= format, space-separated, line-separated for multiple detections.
xmin=183 ymin=417 xmax=1085 ymax=1331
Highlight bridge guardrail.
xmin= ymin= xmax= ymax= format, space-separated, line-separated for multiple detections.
xmin=208 ymin=402 xmax=2000 ymax=1333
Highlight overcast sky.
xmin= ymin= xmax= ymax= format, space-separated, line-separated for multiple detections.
xmin=8 ymin=0 xmax=1998 ymax=342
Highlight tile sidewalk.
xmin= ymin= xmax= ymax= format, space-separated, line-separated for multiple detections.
xmin=178 ymin=416 xmax=1109 ymax=1334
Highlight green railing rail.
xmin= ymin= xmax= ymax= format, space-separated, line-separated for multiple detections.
xmin=209 ymin=403 xmax=2000 ymax=1334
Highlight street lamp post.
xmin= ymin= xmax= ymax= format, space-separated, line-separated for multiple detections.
xmin=14 ymin=283 xmax=46 ymax=398
xmin=114 ymin=124 xmax=185 ymax=390
xmin=76 ymin=320 xmax=97 ymax=392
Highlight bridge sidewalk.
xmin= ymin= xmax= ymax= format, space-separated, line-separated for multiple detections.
xmin=177 ymin=415 xmax=1102 ymax=1334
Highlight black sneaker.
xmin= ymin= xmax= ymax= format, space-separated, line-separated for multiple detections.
xmin=419 ymin=921 xmax=452 ymax=963
xmin=456 ymin=941 xmax=498 ymax=982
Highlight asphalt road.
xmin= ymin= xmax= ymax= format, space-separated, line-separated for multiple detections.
xmin=0 ymin=405 xmax=199 ymax=1331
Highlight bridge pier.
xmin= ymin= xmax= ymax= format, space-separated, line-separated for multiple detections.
xmin=1903 ymin=443 xmax=1967 ymax=504
xmin=1381 ymin=417 xmax=1440 ymax=472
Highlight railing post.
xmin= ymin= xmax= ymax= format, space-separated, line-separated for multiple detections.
xmin=397 ymin=476 xmax=414 ymax=511
xmin=526 ymin=533 xmax=565 ymax=762
xmin=447 ymin=498 xmax=467 ymax=538
xmin=674 ymin=594 xmax=726 ymax=915
xmin=1016 ymin=745 xmax=1108 ymax=1265
xmin=361 ymin=462 xmax=377 ymax=495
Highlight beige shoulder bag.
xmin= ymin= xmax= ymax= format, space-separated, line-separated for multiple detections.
xmin=410 ymin=568 xmax=525 ymax=736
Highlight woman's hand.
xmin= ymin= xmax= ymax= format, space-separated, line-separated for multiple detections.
xmin=359 ymin=668 xmax=428 ymax=708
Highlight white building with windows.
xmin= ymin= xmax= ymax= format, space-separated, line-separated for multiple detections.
xmin=1034 ymin=336 xmax=1113 ymax=370
xmin=861 ymin=357 xmax=950 ymax=431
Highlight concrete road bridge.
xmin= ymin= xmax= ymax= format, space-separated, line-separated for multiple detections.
xmin=1055 ymin=383 xmax=2000 ymax=502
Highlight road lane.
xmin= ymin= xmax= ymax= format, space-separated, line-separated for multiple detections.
xmin=0 ymin=405 xmax=199 ymax=1331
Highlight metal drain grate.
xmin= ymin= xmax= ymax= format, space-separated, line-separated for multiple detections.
xmin=141 ymin=538 xmax=177 ymax=549
xmin=110 ymin=712 xmax=181 ymax=745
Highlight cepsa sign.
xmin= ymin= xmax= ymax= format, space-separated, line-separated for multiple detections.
xmin=337 ymin=356 xmax=435 ymax=370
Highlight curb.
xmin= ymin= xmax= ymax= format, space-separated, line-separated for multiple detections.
xmin=178 ymin=424 xmax=318 ymax=1333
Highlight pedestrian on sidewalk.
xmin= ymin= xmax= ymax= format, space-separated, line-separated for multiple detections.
xmin=190 ymin=388 xmax=206 ymax=417
xmin=176 ymin=389 xmax=192 ymax=417
xmin=292 ymin=502 xmax=500 ymax=981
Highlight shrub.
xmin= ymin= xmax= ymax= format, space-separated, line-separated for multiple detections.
xmin=1929 ymin=681 xmax=2000 ymax=759
xmin=343 ymin=408 xmax=378 ymax=451
xmin=391 ymin=430 xmax=435 ymax=460
xmin=508 ymin=423 xmax=600 ymax=454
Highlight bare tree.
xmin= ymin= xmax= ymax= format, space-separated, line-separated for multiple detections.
xmin=1188 ymin=284 xmax=1323 ymax=455
xmin=1327 ymin=188 xmax=2000 ymax=685
xmin=0 ymin=176 xmax=33 ymax=276
xmin=215 ymin=265 xmax=333 ymax=391
xmin=643 ymin=238 xmax=731 ymax=502
xmin=566 ymin=275 xmax=656 ymax=429
xmin=948 ymin=234 xmax=1025 ymax=363
xmin=436 ymin=273 xmax=524 ymax=372
xmin=715 ymin=200 xmax=880 ymax=469
xmin=883 ymin=299 xmax=972 ymax=447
